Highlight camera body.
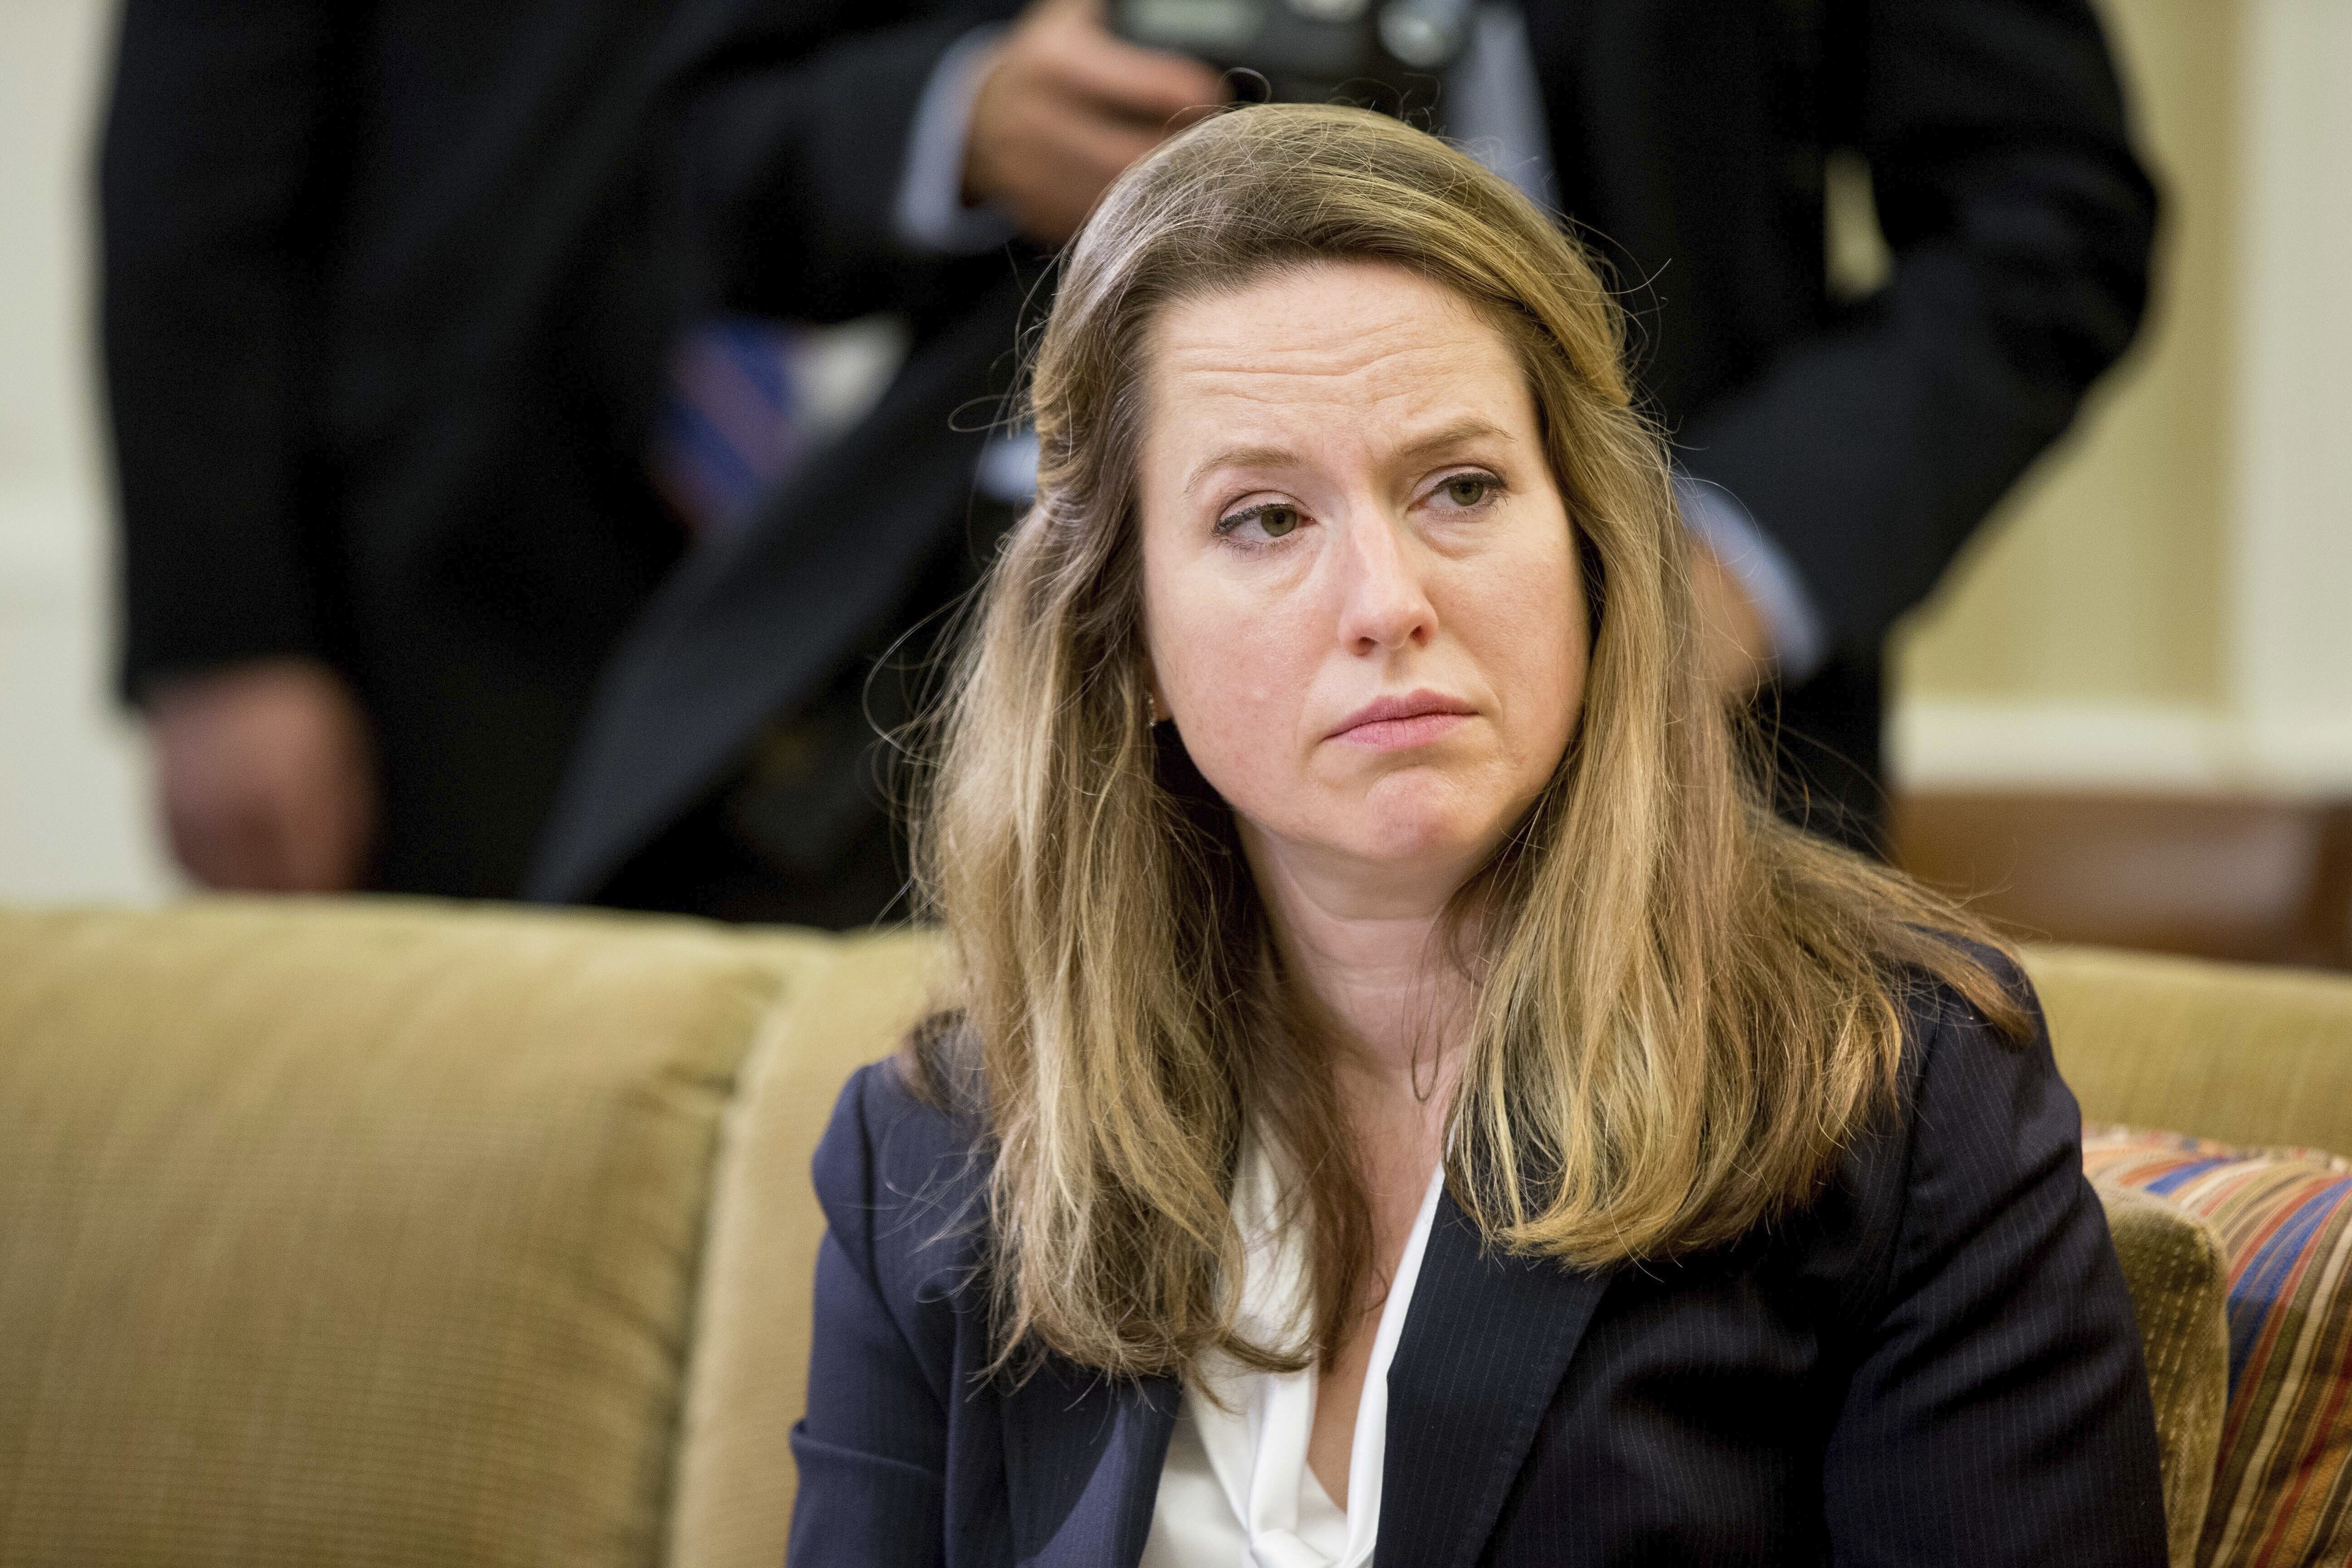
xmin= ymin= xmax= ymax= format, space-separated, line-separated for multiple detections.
xmin=1111 ymin=0 xmax=1475 ymax=113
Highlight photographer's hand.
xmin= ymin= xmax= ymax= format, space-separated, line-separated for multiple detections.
xmin=965 ymin=0 xmax=1227 ymax=245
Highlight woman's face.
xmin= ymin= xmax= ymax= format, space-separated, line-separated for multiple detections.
xmin=1137 ymin=260 xmax=1587 ymax=912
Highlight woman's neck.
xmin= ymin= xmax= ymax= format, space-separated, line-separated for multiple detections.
xmin=1241 ymin=828 xmax=1478 ymax=1106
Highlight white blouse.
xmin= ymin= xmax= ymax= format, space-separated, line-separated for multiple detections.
xmin=1140 ymin=1135 xmax=1446 ymax=1568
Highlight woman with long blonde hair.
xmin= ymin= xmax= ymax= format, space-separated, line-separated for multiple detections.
xmin=790 ymin=105 xmax=2164 ymax=1567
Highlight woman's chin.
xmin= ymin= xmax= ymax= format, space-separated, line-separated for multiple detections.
xmin=1348 ymin=769 xmax=1521 ymax=853
xmin=1232 ymin=765 xmax=1530 ymax=897
xmin=1323 ymin=803 xmax=1510 ymax=889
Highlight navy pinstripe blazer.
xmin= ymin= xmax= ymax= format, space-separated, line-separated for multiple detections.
xmin=788 ymin=970 xmax=2169 ymax=1566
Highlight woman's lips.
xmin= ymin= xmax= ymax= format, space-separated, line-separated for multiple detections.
xmin=1327 ymin=690 xmax=1477 ymax=750
xmin=1335 ymin=712 xmax=1470 ymax=750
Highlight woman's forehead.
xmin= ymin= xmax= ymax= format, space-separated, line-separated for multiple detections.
xmin=1149 ymin=260 xmax=1499 ymax=371
xmin=1142 ymin=264 xmax=1534 ymax=450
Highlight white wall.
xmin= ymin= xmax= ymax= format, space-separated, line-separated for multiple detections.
xmin=1890 ymin=0 xmax=2352 ymax=794
xmin=2230 ymin=0 xmax=2352 ymax=789
xmin=0 ymin=0 xmax=170 ymax=902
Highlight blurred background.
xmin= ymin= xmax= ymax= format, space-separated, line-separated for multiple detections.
xmin=0 ymin=0 xmax=2345 ymax=959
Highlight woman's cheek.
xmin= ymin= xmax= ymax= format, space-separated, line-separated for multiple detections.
xmin=1176 ymin=696 xmax=1280 ymax=809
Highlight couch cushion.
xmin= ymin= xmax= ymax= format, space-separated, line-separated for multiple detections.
xmin=2086 ymin=1126 xmax=2352 ymax=1568
xmin=0 ymin=899 xmax=822 ymax=1568
xmin=2092 ymin=1177 xmax=2231 ymax=1566
xmin=668 ymin=926 xmax=945 ymax=1568
xmin=2030 ymin=945 xmax=2352 ymax=1153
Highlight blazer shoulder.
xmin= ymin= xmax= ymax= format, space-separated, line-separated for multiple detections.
xmin=1860 ymin=942 xmax=2085 ymax=1294
xmin=1892 ymin=937 xmax=2052 ymax=1118
xmin=1798 ymin=945 xmax=2056 ymax=1301
xmin=811 ymin=1054 xmax=994 ymax=1297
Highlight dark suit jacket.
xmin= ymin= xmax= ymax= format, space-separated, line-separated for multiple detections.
xmin=1538 ymin=0 xmax=2156 ymax=843
xmin=789 ymin=970 xmax=2168 ymax=1565
xmin=526 ymin=0 xmax=1031 ymax=915
xmin=529 ymin=0 xmax=2155 ymax=910
xmin=101 ymin=0 xmax=696 ymax=896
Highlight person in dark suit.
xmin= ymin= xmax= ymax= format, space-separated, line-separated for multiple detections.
xmin=527 ymin=0 xmax=2154 ymax=919
xmin=528 ymin=0 xmax=1215 ymax=920
xmin=788 ymin=108 xmax=2165 ymax=1563
xmin=101 ymin=0 xmax=697 ymax=896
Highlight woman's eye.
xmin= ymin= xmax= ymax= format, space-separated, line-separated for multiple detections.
xmin=1219 ymin=503 xmax=1301 ymax=540
xmin=1439 ymin=474 xmax=1497 ymax=508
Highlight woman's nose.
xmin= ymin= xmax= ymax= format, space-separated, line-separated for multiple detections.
xmin=1334 ymin=512 xmax=1437 ymax=654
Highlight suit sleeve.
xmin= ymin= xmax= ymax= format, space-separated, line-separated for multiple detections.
xmin=1679 ymin=0 xmax=2157 ymax=657
xmin=1821 ymin=984 xmax=2169 ymax=1565
xmin=788 ymin=1061 xmax=958 ymax=1566
xmin=100 ymin=0 xmax=348 ymax=696
xmin=661 ymin=0 xmax=1019 ymax=324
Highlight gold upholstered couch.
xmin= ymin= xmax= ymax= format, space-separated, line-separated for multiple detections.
xmin=3 ymin=899 xmax=2349 ymax=1568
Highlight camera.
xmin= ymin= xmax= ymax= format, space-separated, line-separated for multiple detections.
xmin=1111 ymin=0 xmax=1477 ymax=113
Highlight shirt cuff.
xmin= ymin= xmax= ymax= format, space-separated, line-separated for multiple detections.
xmin=1674 ymin=475 xmax=1828 ymax=684
xmin=975 ymin=426 xmax=1042 ymax=505
xmin=894 ymin=24 xmax=1021 ymax=255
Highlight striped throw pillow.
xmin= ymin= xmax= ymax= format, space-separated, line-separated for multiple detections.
xmin=2084 ymin=1126 xmax=2352 ymax=1568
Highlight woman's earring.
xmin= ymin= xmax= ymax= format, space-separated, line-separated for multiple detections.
xmin=1147 ymin=691 xmax=1167 ymax=726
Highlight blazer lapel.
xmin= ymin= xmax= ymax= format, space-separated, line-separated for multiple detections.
xmin=1000 ymin=1359 xmax=1179 ymax=1568
xmin=1376 ymin=1189 xmax=1610 ymax=1568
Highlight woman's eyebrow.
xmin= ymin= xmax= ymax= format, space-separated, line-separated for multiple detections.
xmin=1388 ymin=416 xmax=1512 ymax=467
xmin=1182 ymin=444 xmax=1296 ymax=497
xmin=1181 ymin=418 xmax=1513 ymax=498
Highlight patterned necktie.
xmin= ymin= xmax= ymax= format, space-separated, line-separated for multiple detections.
xmin=652 ymin=315 xmax=807 ymax=545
